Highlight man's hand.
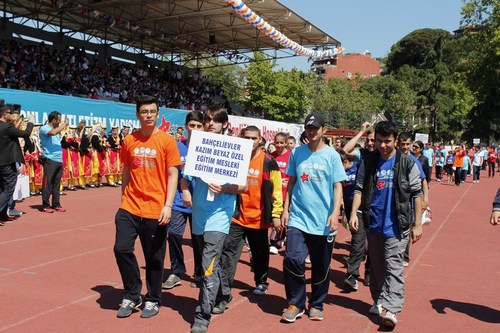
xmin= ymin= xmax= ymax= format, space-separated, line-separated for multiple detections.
xmin=272 ymin=217 xmax=281 ymax=229
xmin=349 ymin=214 xmax=359 ymax=232
xmin=490 ymin=211 xmax=500 ymax=226
xmin=158 ymin=206 xmax=172 ymax=225
xmin=360 ymin=121 xmax=371 ymax=133
xmin=208 ymin=183 xmax=223 ymax=195
xmin=182 ymin=190 xmax=192 ymax=207
xmin=411 ymin=224 xmax=423 ymax=243
xmin=281 ymin=210 xmax=289 ymax=228
xmin=326 ymin=211 xmax=340 ymax=233
xmin=27 ymin=114 xmax=35 ymax=122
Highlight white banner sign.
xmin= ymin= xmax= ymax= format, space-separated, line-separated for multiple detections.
xmin=184 ymin=130 xmax=253 ymax=186
xmin=415 ymin=133 xmax=429 ymax=144
xmin=473 ymin=138 xmax=480 ymax=145
xmin=227 ymin=115 xmax=304 ymax=143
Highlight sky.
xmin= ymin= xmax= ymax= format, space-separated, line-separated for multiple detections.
xmin=276 ymin=0 xmax=464 ymax=71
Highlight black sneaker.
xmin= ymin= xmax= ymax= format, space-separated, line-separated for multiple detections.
xmin=344 ymin=274 xmax=359 ymax=291
xmin=363 ymin=272 xmax=370 ymax=286
xmin=190 ymin=275 xmax=202 ymax=288
xmin=117 ymin=297 xmax=142 ymax=318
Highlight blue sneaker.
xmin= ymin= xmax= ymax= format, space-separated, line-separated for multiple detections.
xmin=117 ymin=297 xmax=142 ymax=318
xmin=252 ymin=284 xmax=268 ymax=295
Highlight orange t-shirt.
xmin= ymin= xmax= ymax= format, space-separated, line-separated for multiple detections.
xmin=120 ymin=130 xmax=181 ymax=219
xmin=453 ymin=149 xmax=465 ymax=168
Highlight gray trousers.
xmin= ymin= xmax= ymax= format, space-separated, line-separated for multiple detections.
xmin=368 ymin=232 xmax=409 ymax=313
xmin=193 ymin=231 xmax=231 ymax=327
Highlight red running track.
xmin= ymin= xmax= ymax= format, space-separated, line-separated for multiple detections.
xmin=0 ymin=173 xmax=499 ymax=333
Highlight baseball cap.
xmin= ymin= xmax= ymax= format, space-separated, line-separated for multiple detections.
xmin=304 ymin=112 xmax=326 ymax=128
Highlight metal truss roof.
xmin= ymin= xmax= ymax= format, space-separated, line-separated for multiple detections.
xmin=3 ymin=0 xmax=341 ymax=64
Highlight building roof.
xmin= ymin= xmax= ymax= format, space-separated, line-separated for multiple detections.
xmin=3 ymin=0 xmax=341 ymax=64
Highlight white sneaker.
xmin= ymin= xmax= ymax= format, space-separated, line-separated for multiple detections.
xmin=369 ymin=303 xmax=383 ymax=315
xmin=383 ymin=311 xmax=398 ymax=327
xmin=269 ymin=246 xmax=279 ymax=255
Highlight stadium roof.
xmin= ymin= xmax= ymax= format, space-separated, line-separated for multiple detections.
xmin=3 ymin=0 xmax=341 ymax=64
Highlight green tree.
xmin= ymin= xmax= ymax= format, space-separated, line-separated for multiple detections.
xmin=202 ymin=64 xmax=245 ymax=104
xmin=311 ymin=77 xmax=377 ymax=129
xmin=360 ymin=76 xmax=416 ymax=130
xmin=245 ymin=52 xmax=315 ymax=122
xmin=386 ymin=29 xmax=454 ymax=74
xmin=459 ymin=0 xmax=500 ymax=144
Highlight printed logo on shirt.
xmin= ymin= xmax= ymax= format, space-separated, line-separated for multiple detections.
xmin=299 ymin=162 xmax=326 ymax=182
xmin=277 ymin=160 xmax=287 ymax=171
xmin=133 ymin=147 xmax=157 ymax=158
xmin=375 ymin=169 xmax=394 ymax=190
xmin=247 ymin=168 xmax=261 ymax=186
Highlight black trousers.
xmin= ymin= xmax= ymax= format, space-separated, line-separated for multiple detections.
xmin=41 ymin=158 xmax=63 ymax=208
xmin=221 ymin=222 xmax=270 ymax=287
xmin=114 ymin=209 xmax=167 ymax=303
xmin=0 ymin=163 xmax=18 ymax=219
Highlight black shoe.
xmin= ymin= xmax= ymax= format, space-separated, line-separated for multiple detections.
xmin=363 ymin=273 xmax=370 ymax=286
xmin=344 ymin=274 xmax=359 ymax=291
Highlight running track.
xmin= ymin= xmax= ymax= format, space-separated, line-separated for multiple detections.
xmin=1 ymin=173 xmax=499 ymax=332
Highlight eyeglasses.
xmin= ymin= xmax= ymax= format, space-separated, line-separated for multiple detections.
xmin=413 ymin=146 xmax=421 ymax=149
xmin=138 ymin=110 xmax=158 ymax=116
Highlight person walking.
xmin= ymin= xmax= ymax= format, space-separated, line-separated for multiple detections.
xmin=349 ymin=121 xmax=423 ymax=329
xmin=162 ymin=111 xmax=204 ymax=290
xmin=113 ymin=95 xmax=181 ymax=318
xmin=220 ymin=125 xmax=283 ymax=297
xmin=183 ymin=106 xmax=247 ymax=333
xmin=281 ymin=112 xmax=346 ymax=323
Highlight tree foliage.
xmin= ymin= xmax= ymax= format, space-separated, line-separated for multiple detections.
xmin=459 ymin=0 xmax=500 ymax=143
xmin=245 ymin=52 xmax=314 ymax=122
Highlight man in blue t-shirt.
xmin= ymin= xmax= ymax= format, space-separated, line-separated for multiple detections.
xmin=281 ymin=112 xmax=346 ymax=323
xmin=39 ymin=111 xmax=67 ymax=213
xmin=350 ymin=121 xmax=423 ymax=329
xmin=162 ymin=111 xmax=204 ymax=290
xmin=182 ymin=106 xmax=247 ymax=333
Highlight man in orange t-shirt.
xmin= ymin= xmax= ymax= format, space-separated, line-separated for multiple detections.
xmin=220 ymin=125 xmax=283 ymax=296
xmin=114 ymin=95 xmax=181 ymax=319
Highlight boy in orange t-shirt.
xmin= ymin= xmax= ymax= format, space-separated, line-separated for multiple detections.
xmin=453 ymin=145 xmax=466 ymax=186
xmin=220 ymin=125 xmax=283 ymax=296
xmin=114 ymin=95 xmax=181 ymax=319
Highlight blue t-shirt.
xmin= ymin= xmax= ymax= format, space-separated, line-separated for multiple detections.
xmin=409 ymin=154 xmax=425 ymax=180
xmin=370 ymin=154 xmax=398 ymax=237
xmin=173 ymin=140 xmax=193 ymax=214
xmin=342 ymin=164 xmax=357 ymax=209
xmin=186 ymin=176 xmax=236 ymax=235
xmin=286 ymin=144 xmax=347 ymax=236
xmin=423 ymin=147 xmax=434 ymax=167
xmin=39 ymin=124 xmax=62 ymax=163
xmin=462 ymin=156 xmax=470 ymax=171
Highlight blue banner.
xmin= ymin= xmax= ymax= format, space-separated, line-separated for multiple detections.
xmin=0 ymin=88 xmax=188 ymax=133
